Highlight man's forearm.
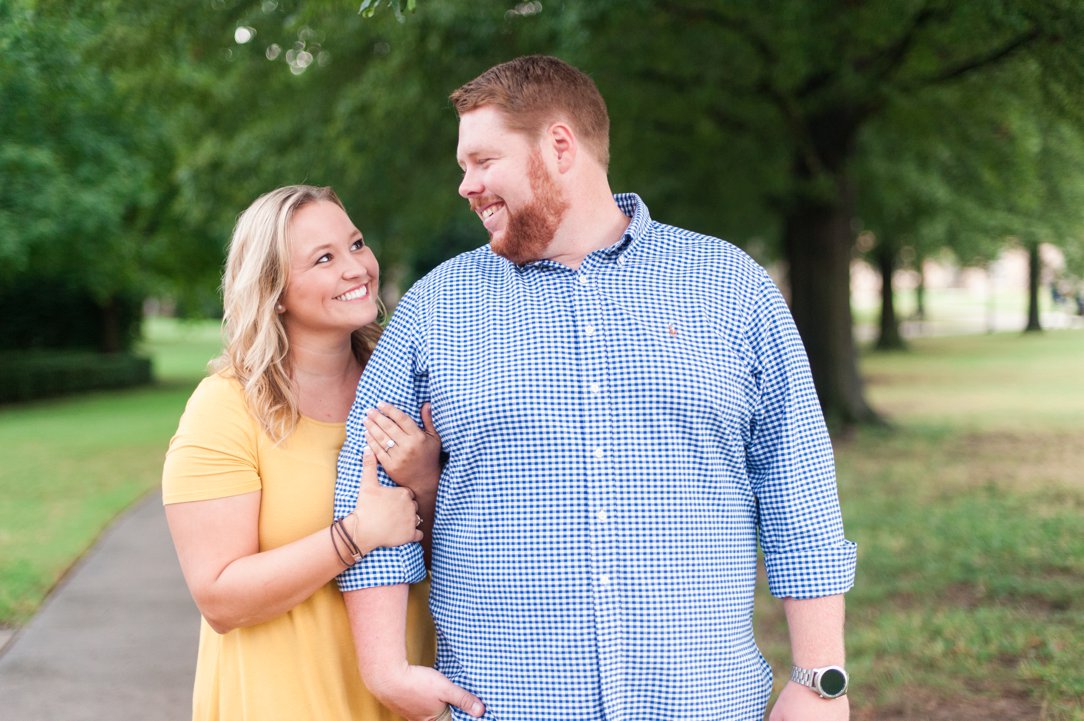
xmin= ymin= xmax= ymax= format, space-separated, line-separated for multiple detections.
xmin=344 ymin=583 xmax=411 ymax=690
xmin=343 ymin=583 xmax=486 ymax=719
xmin=782 ymin=594 xmax=846 ymax=667
xmin=770 ymin=595 xmax=850 ymax=720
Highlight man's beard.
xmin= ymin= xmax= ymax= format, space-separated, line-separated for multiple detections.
xmin=490 ymin=152 xmax=569 ymax=266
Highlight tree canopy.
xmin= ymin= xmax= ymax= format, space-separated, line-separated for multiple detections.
xmin=6 ymin=0 xmax=1084 ymax=421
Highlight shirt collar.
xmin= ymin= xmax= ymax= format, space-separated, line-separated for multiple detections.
xmin=598 ymin=193 xmax=650 ymax=265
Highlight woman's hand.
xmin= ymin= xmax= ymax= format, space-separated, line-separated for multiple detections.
xmin=365 ymin=402 xmax=442 ymax=500
xmin=349 ymin=448 xmax=422 ymax=555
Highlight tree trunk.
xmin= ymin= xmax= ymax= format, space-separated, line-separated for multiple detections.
xmin=783 ymin=190 xmax=880 ymax=428
xmin=914 ymin=257 xmax=927 ymax=322
xmin=874 ymin=241 xmax=906 ymax=351
xmin=100 ymin=296 xmax=122 ymax=353
xmin=1024 ymin=240 xmax=1042 ymax=333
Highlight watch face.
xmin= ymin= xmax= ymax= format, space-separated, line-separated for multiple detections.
xmin=819 ymin=668 xmax=848 ymax=697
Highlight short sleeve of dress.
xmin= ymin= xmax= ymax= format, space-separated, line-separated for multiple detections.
xmin=162 ymin=373 xmax=263 ymax=505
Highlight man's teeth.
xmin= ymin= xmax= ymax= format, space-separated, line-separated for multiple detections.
xmin=335 ymin=286 xmax=368 ymax=301
xmin=482 ymin=204 xmax=500 ymax=220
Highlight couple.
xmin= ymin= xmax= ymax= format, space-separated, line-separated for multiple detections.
xmin=164 ymin=56 xmax=856 ymax=721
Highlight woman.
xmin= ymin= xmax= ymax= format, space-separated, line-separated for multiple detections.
xmin=162 ymin=185 xmax=437 ymax=720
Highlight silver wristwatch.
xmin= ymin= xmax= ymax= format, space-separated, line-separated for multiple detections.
xmin=790 ymin=665 xmax=849 ymax=699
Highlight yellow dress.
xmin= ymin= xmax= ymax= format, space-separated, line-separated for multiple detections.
xmin=162 ymin=373 xmax=434 ymax=721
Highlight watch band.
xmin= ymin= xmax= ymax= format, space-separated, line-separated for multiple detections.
xmin=791 ymin=664 xmax=849 ymax=699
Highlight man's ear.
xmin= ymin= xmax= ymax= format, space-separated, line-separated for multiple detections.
xmin=547 ymin=121 xmax=577 ymax=173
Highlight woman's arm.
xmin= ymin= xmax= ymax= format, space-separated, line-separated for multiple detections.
xmin=166 ymin=450 xmax=420 ymax=634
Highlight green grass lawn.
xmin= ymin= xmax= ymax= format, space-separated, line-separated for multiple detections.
xmin=2 ymin=319 xmax=1082 ymax=719
xmin=0 ymin=318 xmax=220 ymax=625
xmin=756 ymin=330 xmax=1084 ymax=721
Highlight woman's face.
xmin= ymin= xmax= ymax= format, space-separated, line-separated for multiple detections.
xmin=279 ymin=200 xmax=380 ymax=340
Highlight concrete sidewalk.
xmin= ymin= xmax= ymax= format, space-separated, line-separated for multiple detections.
xmin=0 ymin=493 xmax=199 ymax=721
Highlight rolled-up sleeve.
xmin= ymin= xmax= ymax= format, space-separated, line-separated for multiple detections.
xmin=744 ymin=272 xmax=857 ymax=599
xmin=335 ymin=292 xmax=428 ymax=591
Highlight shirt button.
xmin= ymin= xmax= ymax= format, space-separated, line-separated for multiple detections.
xmin=616 ymin=255 xmax=626 ymax=266
xmin=584 ymin=324 xmax=596 ymax=336
xmin=599 ymin=574 xmax=610 ymax=585
xmin=589 ymin=382 xmax=601 ymax=394
xmin=597 ymin=508 xmax=608 ymax=522
xmin=578 ymin=273 xmax=589 ymax=285
xmin=593 ymin=447 xmax=604 ymax=459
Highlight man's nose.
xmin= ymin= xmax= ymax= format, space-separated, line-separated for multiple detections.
xmin=458 ymin=169 xmax=482 ymax=199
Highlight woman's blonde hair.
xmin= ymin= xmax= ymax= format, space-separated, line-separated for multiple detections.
xmin=211 ymin=185 xmax=382 ymax=443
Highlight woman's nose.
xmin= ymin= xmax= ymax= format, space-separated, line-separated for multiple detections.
xmin=343 ymin=253 xmax=371 ymax=279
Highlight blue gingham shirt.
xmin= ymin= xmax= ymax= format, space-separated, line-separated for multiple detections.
xmin=336 ymin=194 xmax=856 ymax=721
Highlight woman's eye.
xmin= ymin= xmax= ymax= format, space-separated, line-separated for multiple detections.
xmin=351 ymin=239 xmax=365 ymax=251
xmin=316 ymin=253 xmax=331 ymax=265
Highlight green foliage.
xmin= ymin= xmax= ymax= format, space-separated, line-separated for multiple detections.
xmin=0 ymin=351 xmax=152 ymax=404
xmin=89 ymin=0 xmax=599 ymax=305
xmin=0 ymin=3 xmax=152 ymax=287
xmin=585 ymin=1 xmax=1084 ymax=220
xmin=0 ymin=279 xmax=144 ymax=351
xmin=358 ymin=0 xmax=416 ymax=20
xmin=67 ymin=1 xmax=1084 ymax=300
xmin=0 ymin=0 xmax=161 ymax=350
xmin=9 ymin=1 xmax=1084 ymax=423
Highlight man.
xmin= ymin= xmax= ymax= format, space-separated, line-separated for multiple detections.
xmin=335 ymin=55 xmax=856 ymax=721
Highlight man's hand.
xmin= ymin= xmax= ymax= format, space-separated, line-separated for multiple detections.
xmin=345 ymin=586 xmax=482 ymax=721
xmin=366 ymin=661 xmax=485 ymax=721
xmin=768 ymin=681 xmax=849 ymax=721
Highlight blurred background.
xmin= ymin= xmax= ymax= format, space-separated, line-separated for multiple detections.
xmin=1 ymin=1 xmax=1082 ymax=719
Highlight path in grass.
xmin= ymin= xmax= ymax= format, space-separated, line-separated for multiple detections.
xmin=755 ymin=330 xmax=1084 ymax=721
xmin=0 ymin=319 xmax=220 ymax=627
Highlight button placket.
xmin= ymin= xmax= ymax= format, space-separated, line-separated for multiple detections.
xmin=571 ymin=258 xmax=624 ymax=709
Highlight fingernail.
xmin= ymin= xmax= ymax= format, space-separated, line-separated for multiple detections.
xmin=472 ymin=703 xmax=484 ymax=716
xmin=377 ymin=401 xmax=388 ymax=409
